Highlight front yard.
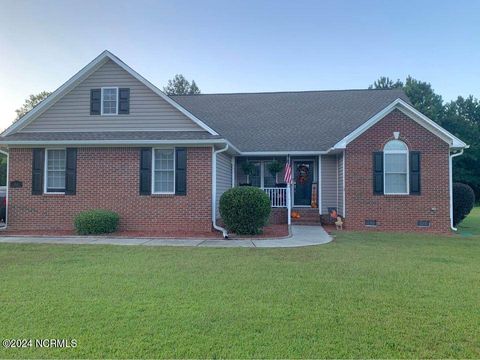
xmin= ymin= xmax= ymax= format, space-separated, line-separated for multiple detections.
xmin=1 ymin=213 xmax=479 ymax=358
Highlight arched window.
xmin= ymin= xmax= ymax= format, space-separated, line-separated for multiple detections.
xmin=384 ymin=140 xmax=408 ymax=194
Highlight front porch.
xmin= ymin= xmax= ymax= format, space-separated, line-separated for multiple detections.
xmin=232 ymin=154 xmax=345 ymax=224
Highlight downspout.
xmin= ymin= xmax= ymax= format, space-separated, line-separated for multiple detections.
xmin=449 ymin=149 xmax=464 ymax=231
xmin=212 ymin=144 xmax=229 ymax=238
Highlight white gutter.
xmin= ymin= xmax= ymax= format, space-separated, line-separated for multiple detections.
xmin=212 ymin=144 xmax=229 ymax=238
xmin=449 ymin=149 xmax=464 ymax=231
xmin=1 ymin=139 xmax=228 ymax=146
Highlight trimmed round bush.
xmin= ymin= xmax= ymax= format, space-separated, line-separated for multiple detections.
xmin=453 ymin=182 xmax=475 ymax=226
xmin=74 ymin=209 xmax=120 ymax=235
xmin=220 ymin=187 xmax=271 ymax=235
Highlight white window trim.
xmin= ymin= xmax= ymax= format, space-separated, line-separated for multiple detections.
xmin=151 ymin=147 xmax=176 ymax=195
xmin=44 ymin=148 xmax=66 ymax=194
xmin=101 ymin=87 xmax=119 ymax=116
xmin=383 ymin=145 xmax=409 ymax=195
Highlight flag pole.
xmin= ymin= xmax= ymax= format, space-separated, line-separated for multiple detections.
xmin=286 ymin=155 xmax=291 ymax=226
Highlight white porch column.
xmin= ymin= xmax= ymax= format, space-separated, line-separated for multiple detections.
xmin=287 ymin=154 xmax=292 ymax=226
xmin=287 ymin=183 xmax=291 ymax=225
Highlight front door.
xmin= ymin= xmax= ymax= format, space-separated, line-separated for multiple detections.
xmin=293 ymin=160 xmax=314 ymax=206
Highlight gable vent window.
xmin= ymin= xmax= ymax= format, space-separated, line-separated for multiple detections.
xmin=101 ymin=87 xmax=118 ymax=115
xmin=365 ymin=220 xmax=377 ymax=227
xmin=45 ymin=149 xmax=66 ymax=193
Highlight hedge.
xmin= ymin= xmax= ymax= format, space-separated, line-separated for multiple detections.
xmin=74 ymin=209 xmax=120 ymax=235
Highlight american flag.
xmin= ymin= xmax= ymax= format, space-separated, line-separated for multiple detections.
xmin=284 ymin=162 xmax=292 ymax=184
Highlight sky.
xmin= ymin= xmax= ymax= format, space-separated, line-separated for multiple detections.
xmin=0 ymin=0 xmax=479 ymax=131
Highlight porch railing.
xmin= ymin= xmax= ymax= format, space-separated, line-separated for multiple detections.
xmin=262 ymin=187 xmax=287 ymax=208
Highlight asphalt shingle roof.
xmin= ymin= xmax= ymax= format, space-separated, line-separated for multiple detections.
xmin=1 ymin=131 xmax=221 ymax=142
xmin=172 ymin=89 xmax=410 ymax=152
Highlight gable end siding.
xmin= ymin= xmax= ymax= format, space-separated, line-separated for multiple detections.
xmin=21 ymin=60 xmax=203 ymax=132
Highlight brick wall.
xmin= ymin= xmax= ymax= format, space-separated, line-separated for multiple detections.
xmin=345 ymin=109 xmax=451 ymax=233
xmin=7 ymin=147 xmax=213 ymax=233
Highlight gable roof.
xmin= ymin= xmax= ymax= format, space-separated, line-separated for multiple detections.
xmin=171 ymin=89 xmax=406 ymax=152
xmin=172 ymin=89 xmax=466 ymax=152
xmin=2 ymin=50 xmax=218 ymax=136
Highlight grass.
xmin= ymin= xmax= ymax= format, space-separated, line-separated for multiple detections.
xmin=0 ymin=216 xmax=479 ymax=358
xmin=458 ymin=206 xmax=480 ymax=236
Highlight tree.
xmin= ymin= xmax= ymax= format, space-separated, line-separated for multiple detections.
xmin=444 ymin=96 xmax=480 ymax=200
xmin=163 ymin=74 xmax=201 ymax=95
xmin=15 ymin=91 xmax=51 ymax=121
xmin=403 ymin=76 xmax=444 ymax=122
xmin=368 ymin=76 xmax=403 ymax=89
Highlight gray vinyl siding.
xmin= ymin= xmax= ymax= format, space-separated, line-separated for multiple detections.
xmin=216 ymin=152 xmax=232 ymax=218
xmin=321 ymin=155 xmax=338 ymax=214
xmin=337 ymin=152 xmax=344 ymax=216
xmin=21 ymin=60 xmax=203 ymax=132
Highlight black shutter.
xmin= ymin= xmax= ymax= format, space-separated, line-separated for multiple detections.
xmin=65 ymin=148 xmax=77 ymax=195
xmin=139 ymin=148 xmax=152 ymax=195
xmin=118 ymin=88 xmax=130 ymax=114
xmin=410 ymin=151 xmax=421 ymax=195
xmin=175 ymin=148 xmax=187 ymax=196
xmin=90 ymin=89 xmax=101 ymax=115
xmin=373 ymin=151 xmax=384 ymax=195
xmin=32 ymin=148 xmax=44 ymax=195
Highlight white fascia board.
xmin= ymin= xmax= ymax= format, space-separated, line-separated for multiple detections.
xmin=240 ymin=150 xmax=331 ymax=156
xmin=2 ymin=139 xmax=227 ymax=146
xmin=333 ymin=98 xmax=468 ymax=149
xmin=4 ymin=50 xmax=219 ymax=137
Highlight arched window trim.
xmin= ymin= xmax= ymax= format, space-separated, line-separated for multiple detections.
xmin=383 ymin=139 xmax=409 ymax=195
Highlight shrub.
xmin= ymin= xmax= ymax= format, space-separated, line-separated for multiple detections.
xmin=74 ymin=209 xmax=120 ymax=235
xmin=220 ymin=187 xmax=271 ymax=235
xmin=453 ymin=182 xmax=475 ymax=226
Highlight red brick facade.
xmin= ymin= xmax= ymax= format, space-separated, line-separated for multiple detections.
xmin=345 ymin=109 xmax=451 ymax=233
xmin=7 ymin=147 xmax=213 ymax=233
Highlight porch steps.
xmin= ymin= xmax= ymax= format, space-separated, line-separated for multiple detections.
xmin=291 ymin=208 xmax=322 ymax=225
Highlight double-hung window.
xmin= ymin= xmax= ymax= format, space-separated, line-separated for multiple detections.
xmin=101 ymin=87 xmax=118 ymax=115
xmin=45 ymin=149 xmax=66 ymax=193
xmin=153 ymin=149 xmax=175 ymax=194
xmin=384 ymin=140 xmax=408 ymax=194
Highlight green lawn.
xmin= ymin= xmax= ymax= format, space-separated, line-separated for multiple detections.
xmin=458 ymin=206 xmax=480 ymax=236
xmin=1 ymin=218 xmax=479 ymax=358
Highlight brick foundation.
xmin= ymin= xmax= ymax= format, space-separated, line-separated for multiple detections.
xmin=269 ymin=208 xmax=287 ymax=224
xmin=345 ymin=109 xmax=451 ymax=233
xmin=7 ymin=147 xmax=213 ymax=233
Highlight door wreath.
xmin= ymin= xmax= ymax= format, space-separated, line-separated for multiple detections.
xmin=297 ymin=164 xmax=309 ymax=184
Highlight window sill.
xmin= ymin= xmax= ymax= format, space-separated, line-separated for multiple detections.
xmin=151 ymin=193 xmax=175 ymax=198
xmin=43 ymin=193 xmax=65 ymax=197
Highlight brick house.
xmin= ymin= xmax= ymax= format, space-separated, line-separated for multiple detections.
xmin=0 ymin=51 xmax=467 ymax=235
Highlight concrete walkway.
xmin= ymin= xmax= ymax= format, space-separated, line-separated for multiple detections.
xmin=0 ymin=225 xmax=332 ymax=248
